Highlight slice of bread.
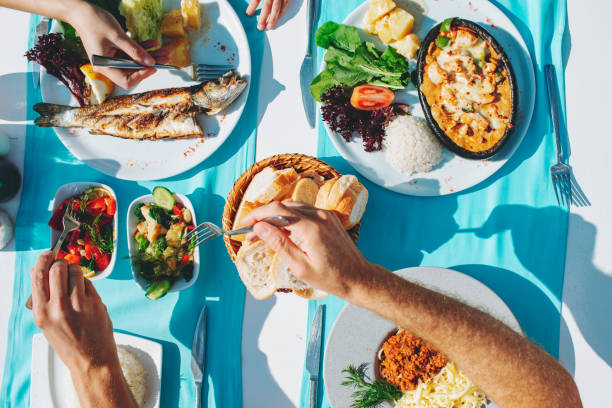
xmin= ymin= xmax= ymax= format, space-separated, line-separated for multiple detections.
xmin=244 ymin=167 xmax=299 ymax=204
xmin=290 ymin=178 xmax=320 ymax=205
xmin=232 ymin=200 xmax=258 ymax=242
xmin=314 ymin=178 xmax=337 ymax=209
xmin=316 ymin=175 xmax=368 ymax=230
xmin=298 ymin=170 xmax=325 ymax=186
xmin=272 ymin=254 xmax=327 ymax=299
xmin=235 ymin=240 xmax=277 ymax=300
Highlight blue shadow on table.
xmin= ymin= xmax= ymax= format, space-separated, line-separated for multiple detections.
xmin=454 ymin=206 xmax=612 ymax=372
xmin=319 ymin=155 xmax=459 ymax=269
xmin=114 ymin=330 xmax=181 ymax=408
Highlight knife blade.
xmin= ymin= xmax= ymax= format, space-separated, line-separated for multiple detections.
xmin=32 ymin=18 xmax=50 ymax=89
xmin=299 ymin=0 xmax=316 ymax=128
xmin=305 ymin=305 xmax=324 ymax=408
xmin=191 ymin=305 xmax=207 ymax=408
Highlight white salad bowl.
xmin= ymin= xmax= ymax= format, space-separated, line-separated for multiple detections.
xmin=127 ymin=193 xmax=200 ymax=295
xmin=50 ymin=182 xmax=118 ymax=280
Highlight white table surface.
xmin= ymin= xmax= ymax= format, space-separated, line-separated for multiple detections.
xmin=0 ymin=1 xmax=611 ymax=407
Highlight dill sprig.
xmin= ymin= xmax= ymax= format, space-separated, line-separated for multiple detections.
xmin=341 ymin=363 xmax=402 ymax=408
xmin=82 ymin=214 xmax=113 ymax=254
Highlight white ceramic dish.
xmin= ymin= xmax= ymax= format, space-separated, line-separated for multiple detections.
xmin=323 ymin=266 xmax=522 ymax=408
xmin=320 ymin=0 xmax=536 ymax=196
xmin=40 ymin=0 xmax=251 ymax=181
xmin=127 ymin=193 xmax=200 ymax=295
xmin=50 ymin=182 xmax=118 ymax=280
xmin=30 ymin=332 xmax=162 ymax=408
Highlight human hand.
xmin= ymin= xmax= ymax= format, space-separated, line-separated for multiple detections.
xmin=30 ymin=251 xmax=119 ymax=375
xmin=68 ymin=2 xmax=170 ymax=89
xmin=246 ymin=0 xmax=290 ymax=30
xmin=242 ymin=201 xmax=378 ymax=299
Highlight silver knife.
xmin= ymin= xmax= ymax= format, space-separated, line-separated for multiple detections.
xmin=299 ymin=0 xmax=316 ymax=128
xmin=191 ymin=305 xmax=207 ymax=408
xmin=32 ymin=18 xmax=50 ymax=89
xmin=305 ymin=305 xmax=324 ymax=408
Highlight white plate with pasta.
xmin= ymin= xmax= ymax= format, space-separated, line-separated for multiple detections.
xmin=323 ymin=267 xmax=522 ymax=408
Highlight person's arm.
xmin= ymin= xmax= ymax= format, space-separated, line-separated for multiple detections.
xmin=0 ymin=0 xmax=169 ymax=89
xmin=242 ymin=201 xmax=582 ymax=408
xmin=30 ymin=252 xmax=138 ymax=408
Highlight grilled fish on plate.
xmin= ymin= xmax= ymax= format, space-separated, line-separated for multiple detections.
xmin=34 ymin=72 xmax=247 ymax=140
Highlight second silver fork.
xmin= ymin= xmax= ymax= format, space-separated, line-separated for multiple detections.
xmin=185 ymin=216 xmax=290 ymax=247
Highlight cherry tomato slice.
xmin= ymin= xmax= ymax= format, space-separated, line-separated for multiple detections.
xmin=104 ymin=197 xmax=117 ymax=216
xmin=350 ymin=85 xmax=395 ymax=111
xmin=87 ymin=197 xmax=107 ymax=215
xmin=94 ymin=252 xmax=110 ymax=271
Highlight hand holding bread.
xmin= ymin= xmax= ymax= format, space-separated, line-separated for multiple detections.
xmin=229 ymin=164 xmax=369 ymax=300
xmin=241 ymin=201 xmax=376 ymax=300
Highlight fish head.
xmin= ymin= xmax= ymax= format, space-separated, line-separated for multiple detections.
xmin=193 ymin=72 xmax=248 ymax=115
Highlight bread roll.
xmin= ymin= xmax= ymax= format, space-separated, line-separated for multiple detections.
xmin=327 ymin=175 xmax=368 ymax=229
xmin=315 ymin=175 xmax=368 ymax=229
xmin=235 ymin=240 xmax=277 ymax=300
xmin=272 ymin=254 xmax=327 ymax=299
xmin=290 ymin=178 xmax=320 ymax=205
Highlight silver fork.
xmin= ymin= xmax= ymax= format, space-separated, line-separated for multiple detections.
xmin=91 ymin=55 xmax=235 ymax=82
xmin=26 ymin=203 xmax=81 ymax=309
xmin=545 ymin=64 xmax=572 ymax=207
xmin=545 ymin=65 xmax=591 ymax=207
xmin=185 ymin=216 xmax=290 ymax=247
xmin=52 ymin=204 xmax=81 ymax=254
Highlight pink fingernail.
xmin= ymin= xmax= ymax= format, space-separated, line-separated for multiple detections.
xmin=253 ymin=223 xmax=271 ymax=239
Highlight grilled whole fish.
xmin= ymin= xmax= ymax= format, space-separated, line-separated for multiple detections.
xmin=34 ymin=72 xmax=247 ymax=140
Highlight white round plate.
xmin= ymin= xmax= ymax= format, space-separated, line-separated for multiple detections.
xmin=41 ymin=0 xmax=251 ymax=180
xmin=321 ymin=0 xmax=535 ymax=195
xmin=31 ymin=332 xmax=162 ymax=408
xmin=323 ymin=266 xmax=522 ymax=408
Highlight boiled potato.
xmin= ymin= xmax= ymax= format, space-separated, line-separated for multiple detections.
xmin=374 ymin=15 xmax=393 ymax=44
xmin=365 ymin=0 xmax=396 ymax=25
xmin=387 ymin=8 xmax=414 ymax=40
xmin=164 ymin=37 xmax=191 ymax=67
xmin=161 ymin=9 xmax=185 ymax=38
xmin=181 ymin=0 xmax=201 ymax=31
xmin=390 ymin=33 xmax=421 ymax=59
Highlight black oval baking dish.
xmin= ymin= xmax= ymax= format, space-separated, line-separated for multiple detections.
xmin=416 ymin=18 xmax=519 ymax=159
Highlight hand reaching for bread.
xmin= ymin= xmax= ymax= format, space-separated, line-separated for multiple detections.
xmin=229 ymin=165 xmax=369 ymax=300
xmin=242 ymin=201 xmax=377 ymax=300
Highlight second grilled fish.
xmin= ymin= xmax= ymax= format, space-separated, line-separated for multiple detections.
xmin=34 ymin=72 xmax=247 ymax=140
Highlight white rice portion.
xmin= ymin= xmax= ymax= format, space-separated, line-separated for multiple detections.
xmin=382 ymin=115 xmax=443 ymax=175
xmin=117 ymin=345 xmax=147 ymax=407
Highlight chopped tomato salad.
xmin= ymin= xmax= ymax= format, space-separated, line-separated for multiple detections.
xmin=48 ymin=187 xmax=115 ymax=278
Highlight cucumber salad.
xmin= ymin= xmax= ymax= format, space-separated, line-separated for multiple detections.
xmin=132 ymin=187 xmax=196 ymax=300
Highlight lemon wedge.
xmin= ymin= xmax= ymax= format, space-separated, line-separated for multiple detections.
xmin=80 ymin=63 xmax=115 ymax=105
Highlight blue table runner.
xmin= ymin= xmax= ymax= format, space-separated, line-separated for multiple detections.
xmin=1 ymin=1 xmax=262 ymax=406
xmin=300 ymin=0 xmax=570 ymax=407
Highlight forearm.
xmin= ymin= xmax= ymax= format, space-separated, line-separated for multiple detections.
xmin=0 ymin=0 xmax=89 ymax=25
xmin=70 ymin=363 xmax=138 ymax=408
xmin=347 ymin=264 xmax=581 ymax=408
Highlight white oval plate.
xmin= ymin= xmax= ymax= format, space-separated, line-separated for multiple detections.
xmin=323 ymin=266 xmax=522 ymax=408
xmin=50 ymin=182 xmax=118 ymax=280
xmin=320 ymin=0 xmax=535 ymax=196
xmin=127 ymin=192 xmax=200 ymax=295
xmin=31 ymin=332 xmax=162 ymax=408
xmin=41 ymin=0 xmax=251 ymax=180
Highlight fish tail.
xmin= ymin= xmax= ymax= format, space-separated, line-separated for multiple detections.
xmin=33 ymin=103 xmax=72 ymax=127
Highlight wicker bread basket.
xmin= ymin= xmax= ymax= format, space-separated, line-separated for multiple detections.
xmin=223 ymin=153 xmax=361 ymax=262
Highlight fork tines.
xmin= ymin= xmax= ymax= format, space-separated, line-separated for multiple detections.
xmin=193 ymin=64 xmax=235 ymax=82
xmin=184 ymin=222 xmax=221 ymax=246
xmin=551 ymin=166 xmax=590 ymax=207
